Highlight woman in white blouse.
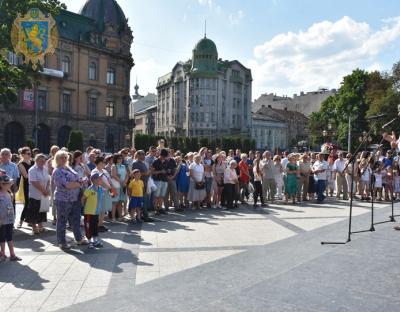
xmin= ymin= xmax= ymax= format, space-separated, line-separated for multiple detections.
xmin=224 ymin=160 xmax=239 ymax=209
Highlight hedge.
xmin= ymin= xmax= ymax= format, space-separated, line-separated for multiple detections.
xmin=134 ymin=134 xmax=256 ymax=153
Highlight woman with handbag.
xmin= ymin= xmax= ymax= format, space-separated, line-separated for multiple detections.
xmin=187 ymin=154 xmax=206 ymax=209
xmin=213 ymin=153 xmax=225 ymax=209
xmin=26 ymin=154 xmax=50 ymax=234
xmin=17 ymin=147 xmax=34 ymax=228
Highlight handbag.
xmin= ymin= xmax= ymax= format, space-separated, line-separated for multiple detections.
xmin=110 ymin=178 xmax=120 ymax=189
xmin=195 ymin=181 xmax=205 ymax=190
xmin=40 ymin=196 xmax=50 ymax=212
xmin=147 ymin=177 xmax=157 ymax=194
xmin=15 ymin=178 xmax=25 ymax=203
xmin=248 ymin=182 xmax=255 ymax=193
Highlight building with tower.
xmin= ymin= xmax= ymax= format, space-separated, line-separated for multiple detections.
xmin=155 ymin=35 xmax=252 ymax=138
xmin=0 ymin=0 xmax=134 ymax=153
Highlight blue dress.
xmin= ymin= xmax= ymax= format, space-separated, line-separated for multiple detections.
xmin=176 ymin=163 xmax=190 ymax=193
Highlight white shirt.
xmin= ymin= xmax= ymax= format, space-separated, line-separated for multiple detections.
xmin=224 ymin=167 xmax=238 ymax=184
xmin=189 ymin=163 xmax=204 ymax=182
xmin=360 ymin=167 xmax=371 ymax=182
xmin=374 ymin=173 xmax=383 ymax=188
xmin=313 ymin=160 xmax=328 ymax=180
xmin=28 ymin=165 xmax=50 ymax=200
xmin=333 ymin=158 xmax=346 ymax=174
xmin=281 ymin=158 xmax=289 ymax=169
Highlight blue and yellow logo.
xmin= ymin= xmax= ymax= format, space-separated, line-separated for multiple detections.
xmin=11 ymin=8 xmax=58 ymax=69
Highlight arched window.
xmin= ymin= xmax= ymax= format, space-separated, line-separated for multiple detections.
xmin=89 ymin=62 xmax=97 ymax=80
xmin=62 ymin=56 xmax=71 ymax=74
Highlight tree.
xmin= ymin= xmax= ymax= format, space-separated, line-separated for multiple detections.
xmin=0 ymin=0 xmax=66 ymax=108
xmin=67 ymin=130 xmax=83 ymax=151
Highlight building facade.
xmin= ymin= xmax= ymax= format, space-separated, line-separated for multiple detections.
xmin=156 ymin=36 xmax=252 ymax=138
xmin=130 ymin=92 xmax=157 ymax=135
xmin=253 ymin=88 xmax=336 ymax=117
xmin=251 ymin=113 xmax=288 ymax=151
xmin=252 ymin=106 xmax=309 ymax=151
xmin=0 ymin=0 xmax=134 ymax=153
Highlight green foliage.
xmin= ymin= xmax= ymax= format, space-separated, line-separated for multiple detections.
xmin=0 ymin=0 xmax=66 ymax=108
xmin=133 ymin=134 xmax=255 ymax=154
xmin=67 ymin=130 xmax=83 ymax=152
xmin=25 ymin=138 xmax=34 ymax=150
xmin=309 ymin=67 xmax=400 ymax=152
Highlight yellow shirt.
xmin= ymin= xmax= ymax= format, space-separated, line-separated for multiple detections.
xmin=128 ymin=179 xmax=144 ymax=197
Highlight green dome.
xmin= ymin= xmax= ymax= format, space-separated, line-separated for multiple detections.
xmin=194 ymin=37 xmax=218 ymax=56
xmin=191 ymin=36 xmax=218 ymax=74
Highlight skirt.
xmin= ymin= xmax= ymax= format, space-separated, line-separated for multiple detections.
xmin=26 ymin=198 xmax=47 ymax=224
xmin=308 ymin=176 xmax=316 ymax=193
xmin=187 ymin=179 xmax=206 ymax=202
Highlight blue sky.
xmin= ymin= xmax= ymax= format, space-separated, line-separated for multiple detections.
xmin=63 ymin=0 xmax=400 ymax=100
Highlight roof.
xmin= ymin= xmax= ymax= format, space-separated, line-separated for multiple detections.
xmin=132 ymin=93 xmax=157 ymax=113
xmin=79 ymin=0 xmax=128 ymax=33
xmin=194 ymin=37 xmax=218 ymax=56
xmin=135 ymin=104 xmax=157 ymax=115
xmin=55 ymin=10 xmax=97 ymax=43
xmin=255 ymin=106 xmax=309 ymax=122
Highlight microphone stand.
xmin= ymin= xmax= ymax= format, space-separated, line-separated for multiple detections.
xmin=321 ymin=121 xmax=378 ymax=245
xmin=373 ymin=137 xmax=397 ymax=225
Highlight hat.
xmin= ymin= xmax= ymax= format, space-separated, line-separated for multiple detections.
xmin=0 ymin=175 xmax=13 ymax=184
xmin=90 ymin=173 xmax=100 ymax=181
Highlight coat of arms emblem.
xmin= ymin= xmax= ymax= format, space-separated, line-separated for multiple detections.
xmin=11 ymin=8 xmax=58 ymax=70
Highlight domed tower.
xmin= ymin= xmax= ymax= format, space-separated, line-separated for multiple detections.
xmin=79 ymin=0 xmax=133 ymax=54
xmin=191 ymin=35 xmax=218 ymax=74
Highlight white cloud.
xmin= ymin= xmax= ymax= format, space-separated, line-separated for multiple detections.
xmin=249 ymin=16 xmax=400 ymax=99
xmin=198 ymin=0 xmax=212 ymax=7
xmin=131 ymin=58 xmax=170 ymax=96
xmin=229 ymin=10 xmax=245 ymax=26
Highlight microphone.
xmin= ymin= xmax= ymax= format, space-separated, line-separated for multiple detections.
xmin=382 ymin=117 xmax=399 ymax=129
xmin=366 ymin=113 xmax=387 ymax=120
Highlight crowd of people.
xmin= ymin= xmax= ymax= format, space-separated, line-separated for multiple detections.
xmin=1 ymin=139 xmax=400 ymax=260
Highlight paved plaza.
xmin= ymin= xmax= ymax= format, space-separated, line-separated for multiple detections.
xmin=1 ymin=199 xmax=399 ymax=311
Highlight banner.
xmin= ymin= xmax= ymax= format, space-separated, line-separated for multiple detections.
xmin=22 ymin=89 xmax=35 ymax=111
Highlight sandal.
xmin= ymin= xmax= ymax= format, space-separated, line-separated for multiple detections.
xmin=0 ymin=255 xmax=7 ymax=262
xmin=10 ymin=255 xmax=22 ymax=261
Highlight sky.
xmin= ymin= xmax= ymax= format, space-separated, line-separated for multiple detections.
xmin=62 ymin=0 xmax=400 ymax=100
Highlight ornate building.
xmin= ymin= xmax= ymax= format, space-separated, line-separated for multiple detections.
xmin=0 ymin=0 xmax=134 ymax=153
xmin=156 ymin=36 xmax=252 ymax=138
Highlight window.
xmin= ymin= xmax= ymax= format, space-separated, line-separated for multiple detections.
xmin=61 ymin=93 xmax=71 ymax=113
xmin=88 ymin=96 xmax=97 ymax=117
xmin=211 ymin=112 xmax=215 ymax=122
xmin=200 ymin=112 xmax=204 ymax=122
xmin=89 ymin=62 xmax=97 ymax=80
xmin=62 ymin=56 xmax=71 ymax=74
xmin=106 ymin=101 xmax=115 ymax=117
xmin=107 ymin=67 xmax=116 ymax=85
xmin=7 ymin=51 xmax=18 ymax=65
xmin=38 ymin=90 xmax=47 ymax=111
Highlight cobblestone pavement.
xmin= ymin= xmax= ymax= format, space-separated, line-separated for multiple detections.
xmin=1 ymin=198 xmax=398 ymax=311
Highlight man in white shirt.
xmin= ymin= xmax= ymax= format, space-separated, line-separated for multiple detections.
xmin=313 ymin=153 xmax=329 ymax=204
xmin=281 ymin=151 xmax=289 ymax=169
xmin=333 ymin=152 xmax=348 ymax=200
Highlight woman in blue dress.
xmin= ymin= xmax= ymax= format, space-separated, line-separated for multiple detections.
xmin=175 ymin=156 xmax=190 ymax=210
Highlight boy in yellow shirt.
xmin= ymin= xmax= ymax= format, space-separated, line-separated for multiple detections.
xmin=128 ymin=169 xmax=144 ymax=222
